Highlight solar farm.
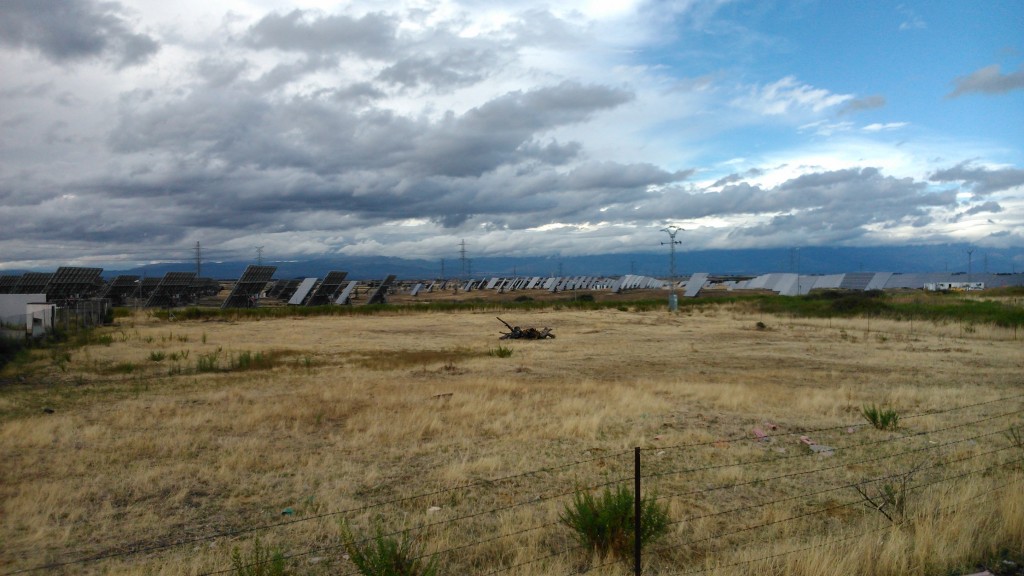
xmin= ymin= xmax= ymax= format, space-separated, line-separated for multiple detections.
xmin=1 ymin=267 xmax=1023 ymax=576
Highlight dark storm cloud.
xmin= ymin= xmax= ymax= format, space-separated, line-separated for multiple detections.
xmin=0 ymin=0 xmax=159 ymax=68
xmin=244 ymin=10 xmax=398 ymax=59
xmin=947 ymin=64 xmax=1024 ymax=98
xmin=412 ymin=82 xmax=633 ymax=177
xmin=609 ymin=167 xmax=957 ymax=245
xmin=108 ymin=80 xmax=630 ymax=183
xmin=962 ymin=201 xmax=1003 ymax=217
xmin=929 ymin=161 xmax=1024 ymax=195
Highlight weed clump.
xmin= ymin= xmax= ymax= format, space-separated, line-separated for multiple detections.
xmin=560 ymin=485 xmax=669 ymax=560
xmin=340 ymin=523 xmax=438 ymax=576
xmin=488 ymin=345 xmax=513 ymax=358
xmin=862 ymin=404 xmax=900 ymax=430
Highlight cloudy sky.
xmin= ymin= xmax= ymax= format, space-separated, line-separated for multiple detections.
xmin=1 ymin=0 xmax=1022 ymax=269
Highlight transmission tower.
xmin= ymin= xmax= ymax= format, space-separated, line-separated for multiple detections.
xmin=256 ymin=246 xmax=265 ymax=265
xmin=459 ymin=240 xmax=468 ymax=277
xmin=661 ymin=226 xmax=683 ymax=310
xmin=195 ymin=241 xmax=202 ymax=278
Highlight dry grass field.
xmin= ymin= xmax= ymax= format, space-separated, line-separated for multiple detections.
xmin=1 ymin=299 xmax=1022 ymax=575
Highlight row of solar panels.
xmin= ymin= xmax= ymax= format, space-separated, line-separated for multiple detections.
xmin=396 ymin=275 xmax=668 ymax=296
xmin=723 ymin=271 xmax=1024 ymax=296
xmin=5 ymin=265 xmax=1021 ymax=309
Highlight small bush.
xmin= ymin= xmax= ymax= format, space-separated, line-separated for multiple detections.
xmin=488 ymin=345 xmax=514 ymax=358
xmin=862 ymin=404 xmax=900 ymax=430
xmin=229 ymin=538 xmax=286 ymax=576
xmin=560 ymin=485 xmax=670 ymax=560
xmin=149 ymin=351 xmax=166 ymax=362
xmin=339 ymin=523 xmax=438 ymax=576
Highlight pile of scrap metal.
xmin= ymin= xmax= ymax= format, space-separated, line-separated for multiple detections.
xmin=497 ymin=317 xmax=555 ymax=340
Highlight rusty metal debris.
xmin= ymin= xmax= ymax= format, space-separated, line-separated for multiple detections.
xmin=497 ymin=317 xmax=555 ymax=340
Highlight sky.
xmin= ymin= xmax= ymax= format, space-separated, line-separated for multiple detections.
xmin=1 ymin=0 xmax=1023 ymax=270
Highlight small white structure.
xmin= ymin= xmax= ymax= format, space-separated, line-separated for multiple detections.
xmin=923 ymin=282 xmax=985 ymax=292
xmin=0 ymin=294 xmax=51 ymax=339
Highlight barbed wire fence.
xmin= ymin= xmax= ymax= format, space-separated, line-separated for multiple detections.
xmin=5 ymin=393 xmax=1022 ymax=576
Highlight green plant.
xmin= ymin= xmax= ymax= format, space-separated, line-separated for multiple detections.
xmin=196 ymin=351 xmax=220 ymax=373
xmin=229 ymin=538 xmax=286 ymax=576
xmin=149 ymin=351 xmax=166 ymax=362
xmin=560 ymin=485 xmax=670 ymax=560
xmin=232 ymin=350 xmax=277 ymax=371
xmin=111 ymin=361 xmax=137 ymax=374
xmin=339 ymin=523 xmax=438 ymax=576
xmin=862 ymin=404 xmax=900 ymax=430
xmin=488 ymin=345 xmax=514 ymax=358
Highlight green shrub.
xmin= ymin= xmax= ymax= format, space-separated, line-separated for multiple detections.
xmin=339 ymin=523 xmax=438 ymax=576
xmin=196 ymin=351 xmax=220 ymax=373
xmin=488 ymin=345 xmax=514 ymax=358
xmin=229 ymin=538 xmax=286 ymax=576
xmin=149 ymin=351 xmax=166 ymax=362
xmin=560 ymin=485 xmax=670 ymax=560
xmin=862 ymin=404 xmax=900 ymax=430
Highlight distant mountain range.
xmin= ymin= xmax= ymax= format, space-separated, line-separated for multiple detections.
xmin=79 ymin=244 xmax=1020 ymax=280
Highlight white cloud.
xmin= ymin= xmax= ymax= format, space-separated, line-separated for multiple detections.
xmin=734 ymin=76 xmax=854 ymax=117
xmin=862 ymin=122 xmax=908 ymax=132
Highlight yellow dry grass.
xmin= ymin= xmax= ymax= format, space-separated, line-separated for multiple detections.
xmin=1 ymin=304 xmax=1022 ymax=575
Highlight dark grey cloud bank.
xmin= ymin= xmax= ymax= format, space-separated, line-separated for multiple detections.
xmin=0 ymin=0 xmax=158 ymax=68
xmin=1 ymin=2 xmax=1021 ymax=267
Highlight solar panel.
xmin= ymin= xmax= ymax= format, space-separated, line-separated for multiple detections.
xmin=839 ymin=272 xmax=875 ymax=291
xmin=44 ymin=267 xmax=104 ymax=301
xmin=307 ymin=271 xmax=348 ymax=306
xmin=144 ymin=272 xmax=197 ymax=307
xmin=287 ymin=278 xmax=318 ymax=305
xmin=13 ymin=273 xmax=52 ymax=294
xmin=410 ymin=283 xmax=423 ymax=297
xmin=336 ymin=281 xmax=358 ymax=305
xmin=811 ymin=274 xmax=844 ymax=290
xmin=98 ymin=275 xmax=141 ymax=304
xmin=221 ymin=266 xmax=277 ymax=309
xmin=0 ymin=275 xmax=20 ymax=294
xmin=486 ymin=277 xmax=501 ymax=290
xmin=365 ymin=275 xmax=396 ymax=305
xmin=865 ymin=272 xmax=893 ymax=291
xmin=271 ymin=279 xmax=303 ymax=300
xmin=683 ymin=273 xmax=709 ymax=298
xmin=137 ymin=277 xmax=162 ymax=298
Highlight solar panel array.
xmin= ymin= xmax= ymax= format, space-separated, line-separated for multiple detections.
xmin=44 ymin=267 xmax=104 ymax=301
xmin=221 ymin=266 xmax=277 ymax=309
xmin=145 ymin=272 xmax=197 ymax=308
xmin=306 ymin=271 xmax=348 ymax=306
xmin=13 ymin=273 xmax=52 ymax=295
